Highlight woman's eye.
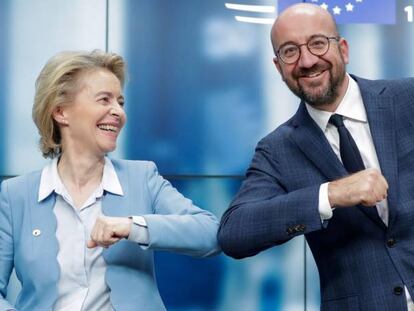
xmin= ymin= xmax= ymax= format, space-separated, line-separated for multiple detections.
xmin=99 ymin=97 xmax=110 ymax=103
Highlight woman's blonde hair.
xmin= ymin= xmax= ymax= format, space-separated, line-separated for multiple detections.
xmin=32 ymin=50 xmax=126 ymax=158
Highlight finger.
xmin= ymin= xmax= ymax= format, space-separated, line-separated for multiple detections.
xmin=88 ymin=238 xmax=114 ymax=248
xmin=102 ymin=226 xmax=115 ymax=239
xmin=375 ymin=178 xmax=388 ymax=200
xmin=369 ymin=186 xmax=383 ymax=204
xmin=379 ymin=173 xmax=389 ymax=188
xmin=87 ymin=239 xmax=98 ymax=248
xmin=98 ymin=237 xmax=120 ymax=248
xmin=360 ymin=185 xmax=380 ymax=206
xmin=90 ymin=219 xmax=104 ymax=240
xmin=91 ymin=228 xmax=107 ymax=247
xmin=370 ymin=186 xmax=387 ymax=204
xmin=106 ymin=237 xmax=121 ymax=246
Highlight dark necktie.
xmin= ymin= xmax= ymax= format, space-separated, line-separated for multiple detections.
xmin=329 ymin=114 xmax=385 ymax=226
xmin=329 ymin=114 xmax=365 ymax=173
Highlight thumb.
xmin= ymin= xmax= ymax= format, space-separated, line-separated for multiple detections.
xmin=87 ymin=239 xmax=98 ymax=248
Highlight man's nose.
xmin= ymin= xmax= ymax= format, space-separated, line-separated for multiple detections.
xmin=297 ymin=45 xmax=320 ymax=68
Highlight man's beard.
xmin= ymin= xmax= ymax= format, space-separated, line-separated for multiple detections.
xmin=286 ymin=63 xmax=345 ymax=107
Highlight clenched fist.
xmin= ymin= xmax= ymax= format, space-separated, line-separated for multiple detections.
xmin=328 ymin=168 xmax=388 ymax=208
xmin=87 ymin=216 xmax=133 ymax=248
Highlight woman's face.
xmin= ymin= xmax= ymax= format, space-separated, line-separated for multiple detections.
xmin=57 ymin=69 xmax=126 ymax=157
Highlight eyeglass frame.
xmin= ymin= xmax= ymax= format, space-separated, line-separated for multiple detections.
xmin=275 ymin=35 xmax=340 ymax=65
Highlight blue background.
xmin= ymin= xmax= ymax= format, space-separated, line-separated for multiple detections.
xmin=2 ymin=0 xmax=414 ymax=310
xmin=279 ymin=0 xmax=396 ymax=24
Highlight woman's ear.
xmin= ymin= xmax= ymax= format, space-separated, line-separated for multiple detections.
xmin=52 ymin=106 xmax=68 ymax=125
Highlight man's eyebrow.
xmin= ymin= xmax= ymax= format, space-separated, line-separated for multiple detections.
xmin=277 ymin=40 xmax=299 ymax=49
xmin=277 ymin=34 xmax=331 ymax=49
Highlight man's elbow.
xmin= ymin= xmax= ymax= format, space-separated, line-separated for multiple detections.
xmin=217 ymin=226 xmax=253 ymax=259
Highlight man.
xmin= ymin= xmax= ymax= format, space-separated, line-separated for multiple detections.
xmin=218 ymin=3 xmax=414 ymax=310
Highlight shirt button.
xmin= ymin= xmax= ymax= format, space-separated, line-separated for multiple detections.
xmin=387 ymin=238 xmax=396 ymax=248
xmin=393 ymin=286 xmax=403 ymax=295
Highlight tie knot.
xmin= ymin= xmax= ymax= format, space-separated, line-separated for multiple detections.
xmin=329 ymin=114 xmax=344 ymax=128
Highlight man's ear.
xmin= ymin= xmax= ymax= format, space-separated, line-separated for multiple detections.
xmin=52 ymin=106 xmax=68 ymax=126
xmin=273 ymin=57 xmax=286 ymax=82
xmin=338 ymin=38 xmax=349 ymax=64
xmin=273 ymin=56 xmax=280 ymax=73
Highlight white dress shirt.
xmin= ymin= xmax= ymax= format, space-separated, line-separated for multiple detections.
xmin=306 ymin=74 xmax=414 ymax=310
xmin=38 ymin=157 xmax=149 ymax=311
xmin=306 ymin=74 xmax=388 ymax=223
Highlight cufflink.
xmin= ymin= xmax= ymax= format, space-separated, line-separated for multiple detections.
xmin=32 ymin=229 xmax=41 ymax=237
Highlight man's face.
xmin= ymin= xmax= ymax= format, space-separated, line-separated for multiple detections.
xmin=272 ymin=9 xmax=349 ymax=110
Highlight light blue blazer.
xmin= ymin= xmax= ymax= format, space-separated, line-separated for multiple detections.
xmin=0 ymin=159 xmax=220 ymax=311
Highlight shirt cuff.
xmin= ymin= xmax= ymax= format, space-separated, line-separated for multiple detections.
xmin=319 ymin=183 xmax=333 ymax=221
xmin=128 ymin=216 xmax=150 ymax=246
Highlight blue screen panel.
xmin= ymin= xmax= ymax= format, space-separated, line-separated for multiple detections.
xmin=155 ymin=177 xmax=306 ymax=311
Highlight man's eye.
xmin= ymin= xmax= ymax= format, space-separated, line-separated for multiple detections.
xmin=283 ymin=46 xmax=297 ymax=57
xmin=99 ymin=97 xmax=110 ymax=103
xmin=310 ymin=40 xmax=326 ymax=49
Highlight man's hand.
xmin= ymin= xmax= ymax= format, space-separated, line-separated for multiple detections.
xmin=87 ymin=216 xmax=133 ymax=248
xmin=328 ymin=168 xmax=388 ymax=208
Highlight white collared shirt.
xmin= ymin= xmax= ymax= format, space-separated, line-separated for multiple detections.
xmin=306 ymin=74 xmax=388 ymax=225
xmin=38 ymin=157 xmax=150 ymax=311
xmin=39 ymin=157 xmax=123 ymax=311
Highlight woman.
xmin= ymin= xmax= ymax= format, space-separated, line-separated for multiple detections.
xmin=0 ymin=50 xmax=220 ymax=311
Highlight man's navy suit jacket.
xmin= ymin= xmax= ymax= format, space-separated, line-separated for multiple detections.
xmin=218 ymin=75 xmax=414 ymax=311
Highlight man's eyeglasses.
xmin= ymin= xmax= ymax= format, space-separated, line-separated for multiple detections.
xmin=276 ymin=35 xmax=340 ymax=65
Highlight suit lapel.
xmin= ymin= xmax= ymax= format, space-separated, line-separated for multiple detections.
xmin=358 ymin=78 xmax=398 ymax=229
xmin=290 ymin=102 xmax=347 ymax=181
xmin=102 ymin=190 xmax=129 ymax=217
xmin=290 ymin=82 xmax=392 ymax=230
xmin=33 ymin=194 xmax=59 ymax=256
xmin=101 ymin=161 xmax=130 ymax=260
xmin=102 ymin=160 xmax=129 ymax=217
xmin=28 ymin=172 xmax=60 ymax=305
xmin=29 ymin=172 xmax=59 ymax=260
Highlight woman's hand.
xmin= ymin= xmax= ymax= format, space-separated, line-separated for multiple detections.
xmin=87 ymin=216 xmax=132 ymax=248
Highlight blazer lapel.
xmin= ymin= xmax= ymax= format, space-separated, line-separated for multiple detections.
xmin=102 ymin=191 xmax=128 ymax=217
xmin=101 ymin=162 xmax=130 ymax=261
xmin=33 ymin=194 xmax=59 ymax=257
xmin=358 ymin=78 xmax=398 ymax=229
xmin=29 ymin=172 xmax=59 ymax=262
xmin=101 ymin=162 xmax=129 ymax=217
xmin=291 ymin=97 xmax=388 ymax=230
xmin=28 ymin=173 xmax=60 ymax=306
xmin=290 ymin=102 xmax=347 ymax=181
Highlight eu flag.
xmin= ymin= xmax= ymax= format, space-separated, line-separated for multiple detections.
xmin=277 ymin=0 xmax=396 ymax=24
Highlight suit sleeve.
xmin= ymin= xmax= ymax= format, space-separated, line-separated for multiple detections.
xmin=218 ymin=140 xmax=324 ymax=259
xmin=141 ymin=162 xmax=220 ymax=257
xmin=0 ymin=181 xmax=17 ymax=310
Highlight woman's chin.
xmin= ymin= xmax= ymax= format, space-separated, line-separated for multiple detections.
xmin=106 ymin=144 xmax=118 ymax=154
xmin=91 ymin=144 xmax=117 ymax=157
